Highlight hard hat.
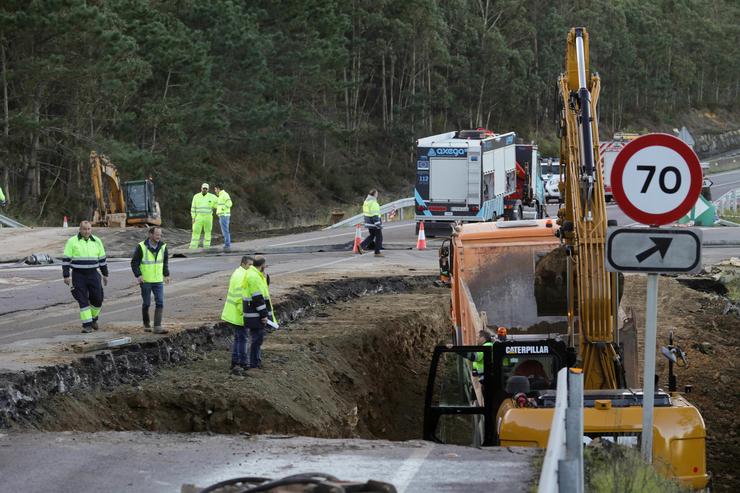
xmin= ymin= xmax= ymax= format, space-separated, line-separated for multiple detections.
xmin=201 ymin=183 xmax=209 ymax=189
xmin=497 ymin=327 xmax=508 ymax=336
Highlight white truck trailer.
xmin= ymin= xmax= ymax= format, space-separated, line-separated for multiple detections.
xmin=414 ymin=129 xmax=517 ymax=237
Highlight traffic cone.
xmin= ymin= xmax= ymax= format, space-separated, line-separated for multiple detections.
xmin=63 ymin=215 xmax=68 ymax=228
xmin=353 ymin=224 xmax=363 ymax=254
xmin=416 ymin=221 xmax=427 ymax=250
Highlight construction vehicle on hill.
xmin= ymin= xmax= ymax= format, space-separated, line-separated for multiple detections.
xmin=423 ymin=28 xmax=708 ymax=489
xmin=90 ymin=151 xmax=161 ymax=227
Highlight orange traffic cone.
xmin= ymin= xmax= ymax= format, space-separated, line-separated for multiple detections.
xmin=353 ymin=224 xmax=364 ymax=254
xmin=63 ymin=215 xmax=68 ymax=228
xmin=416 ymin=221 xmax=427 ymax=250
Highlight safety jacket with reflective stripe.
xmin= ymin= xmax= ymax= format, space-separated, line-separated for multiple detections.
xmin=472 ymin=341 xmax=493 ymax=374
xmin=216 ymin=190 xmax=233 ymax=217
xmin=362 ymin=196 xmax=381 ymax=229
xmin=221 ymin=265 xmax=249 ymax=326
xmin=191 ymin=192 xmax=217 ymax=218
xmin=62 ymin=234 xmax=108 ymax=278
xmin=242 ymin=265 xmax=274 ymax=329
xmin=138 ymin=241 xmax=166 ymax=283
xmin=0 ymin=186 xmax=5 ymax=202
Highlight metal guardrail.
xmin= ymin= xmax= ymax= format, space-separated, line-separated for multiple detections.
xmin=325 ymin=197 xmax=415 ymax=229
xmin=538 ymin=368 xmax=584 ymax=493
xmin=0 ymin=212 xmax=27 ymax=228
xmin=714 ymin=188 xmax=739 ymax=216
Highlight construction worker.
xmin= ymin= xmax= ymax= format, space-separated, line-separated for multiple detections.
xmin=0 ymin=185 xmax=6 ymax=207
xmin=213 ymin=184 xmax=233 ymax=251
xmin=471 ymin=330 xmax=493 ymax=377
xmin=360 ymin=189 xmax=383 ymax=257
xmin=243 ymin=256 xmax=275 ymax=369
xmin=130 ymin=226 xmax=170 ymax=334
xmin=495 ymin=326 xmax=508 ymax=342
xmin=221 ymin=256 xmax=254 ymax=374
xmin=190 ymin=183 xmax=217 ymax=248
xmin=62 ymin=221 xmax=108 ymax=333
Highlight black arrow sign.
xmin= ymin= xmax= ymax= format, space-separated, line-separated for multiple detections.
xmin=635 ymin=237 xmax=673 ymax=263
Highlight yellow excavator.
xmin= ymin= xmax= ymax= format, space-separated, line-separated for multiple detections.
xmin=90 ymin=151 xmax=161 ymax=227
xmin=423 ymin=28 xmax=708 ymax=489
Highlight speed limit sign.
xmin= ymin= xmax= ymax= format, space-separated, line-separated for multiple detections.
xmin=610 ymin=133 xmax=702 ymax=225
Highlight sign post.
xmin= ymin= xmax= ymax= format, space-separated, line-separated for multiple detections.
xmin=609 ymin=133 xmax=702 ymax=463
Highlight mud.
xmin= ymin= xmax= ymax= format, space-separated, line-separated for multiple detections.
xmin=621 ymin=271 xmax=740 ymax=493
xmin=13 ymin=291 xmax=451 ymax=442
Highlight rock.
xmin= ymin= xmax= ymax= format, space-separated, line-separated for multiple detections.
xmin=692 ymin=342 xmax=714 ymax=354
xmin=720 ymin=374 xmax=731 ymax=385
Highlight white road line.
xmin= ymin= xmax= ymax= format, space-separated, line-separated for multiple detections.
xmin=0 ymin=254 xmax=363 ymax=340
xmin=269 ymin=223 xmax=409 ymax=247
xmin=390 ymin=443 xmax=434 ymax=493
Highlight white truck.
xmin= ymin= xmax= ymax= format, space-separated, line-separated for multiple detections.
xmin=414 ymin=129 xmax=517 ymax=236
xmin=601 ymin=132 xmax=640 ymax=202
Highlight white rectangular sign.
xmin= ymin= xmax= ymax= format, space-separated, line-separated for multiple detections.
xmin=606 ymin=227 xmax=702 ymax=274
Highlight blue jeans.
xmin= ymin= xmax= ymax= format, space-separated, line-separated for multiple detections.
xmin=231 ymin=324 xmax=248 ymax=365
xmin=140 ymin=282 xmax=164 ymax=308
xmin=249 ymin=326 xmax=264 ymax=368
xmin=219 ymin=215 xmax=231 ymax=247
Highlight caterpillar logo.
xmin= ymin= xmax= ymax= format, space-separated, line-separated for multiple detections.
xmin=506 ymin=345 xmax=549 ymax=355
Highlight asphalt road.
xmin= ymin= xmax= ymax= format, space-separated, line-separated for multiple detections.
xmin=0 ymin=432 xmax=538 ymax=493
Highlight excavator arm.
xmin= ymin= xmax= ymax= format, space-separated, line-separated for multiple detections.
xmin=90 ymin=151 xmax=126 ymax=226
xmin=557 ymin=28 xmax=620 ymax=389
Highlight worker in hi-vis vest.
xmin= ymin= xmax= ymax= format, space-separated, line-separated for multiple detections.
xmin=131 ymin=226 xmax=170 ymax=334
xmin=243 ymin=256 xmax=276 ymax=369
xmin=359 ymin=188 xmax=383 ymax=256
xmin=62 ymin=221 xmax=108 ymax=333
xmin=221 ymin=255 xmax=254 ymax=374
xmin=190 ymin=183 xmax=217 ymax=248
xmin=0 ymin=185 xmax=7 ymax=207
xmin=213 ymin=184 xmax=233 ymax=251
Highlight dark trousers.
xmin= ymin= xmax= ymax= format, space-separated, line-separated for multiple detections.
xmin=71 ymin=270 xmax=104 ymax=328
xmin=140 ymin=282 xmax=164 ymax=308
xmin=249 ymin=326 xmax=264 ymax=368
xmin=360 ymin=228 xmax=383 ymax=254
xmin=231 ymin=324 xmax=248 ymax=365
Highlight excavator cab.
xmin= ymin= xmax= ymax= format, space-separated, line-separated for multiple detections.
xmin=124 ymin=180 xmax=161 ymax=226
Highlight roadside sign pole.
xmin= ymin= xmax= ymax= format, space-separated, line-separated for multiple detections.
xmin=641 ymin=272 xmax=659 ymax=462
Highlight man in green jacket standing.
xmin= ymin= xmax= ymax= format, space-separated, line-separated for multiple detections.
xmin=0 ymin=185 xmax=6 ymax=207
xmin=213 ymin=184 xmax=233 ymax=251
xmin=221 ymin=256 xmax=254 ymax=374
xmin=243 ymin=256 xmax=275 ymax=369
xmin=360 ymin=189 xmax=383 ymax=256
xmin=190 ymin=183 xmax=217 ymax=248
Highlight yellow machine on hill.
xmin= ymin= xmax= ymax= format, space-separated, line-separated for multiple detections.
xmin=90 ymin=151 xmax=161 ymax=227
xmin=423 ymin=28 xmax=708 ymax=489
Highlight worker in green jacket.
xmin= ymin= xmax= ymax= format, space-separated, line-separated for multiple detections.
xmin=360 ymin=189 xmax=383 ymax=256
xmin=221 ymin=255 xmax=254 ymax=374
xmin=62 ymin=221 xmax=108 ymax=333
xmin=471 ymin=330 xmax=493 ymax=377
xmin=243 ymin=256 xmax=276 ymax=368
xmin=190 ymin=183 xmax=217 ymax=248
xmin=213 ymin=184 xmax=233 ymax=251
xmin=0 ymin=185 xmax=6 ymax=207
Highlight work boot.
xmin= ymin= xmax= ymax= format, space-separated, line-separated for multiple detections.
xmin=91 ymin=319 xmax=99 ymax=331
xmin=142 ymin=307 xmax=151 ymax=332
xmin=230 ymin=363 xmax=245 ymax=375
xmin=81 ymin=325 xmax=93 ymax=334
xmin=374 ymin=253 xmax=384 ymax=257
xmin=152 ymin=307 xmax=167 ymax=333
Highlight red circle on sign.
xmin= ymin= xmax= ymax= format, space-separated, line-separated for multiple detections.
xmin=610 ymin=133 xmax=702 ymax=225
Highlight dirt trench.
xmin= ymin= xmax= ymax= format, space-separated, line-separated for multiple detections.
xmin=16 ymin=291 xmax=452 ymax=441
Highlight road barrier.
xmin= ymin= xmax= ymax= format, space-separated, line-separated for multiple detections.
xmin=538 ymin=367 xmax=584 ymax=493
xmin=325 ymin=197 xmax=415 ymax=229
xmin=0 ymin=212 xmax=27 ymax=228
xmin=714 ymin=188 xmax=739 ymax=217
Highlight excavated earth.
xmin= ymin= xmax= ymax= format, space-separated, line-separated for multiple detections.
xmin=9 ymin=290 xmax=452 ymax=442
xmin=620 ymin=263 xmax=740 ymax=493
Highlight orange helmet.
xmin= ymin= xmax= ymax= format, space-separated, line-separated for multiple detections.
xmin=497 ymin=327 xmax=508 ymax=336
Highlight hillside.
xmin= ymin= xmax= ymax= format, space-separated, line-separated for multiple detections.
xmin=0 ymin=0 xmax=738 ymax=228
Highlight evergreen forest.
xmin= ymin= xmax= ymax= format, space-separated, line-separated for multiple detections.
xmin=1 ymin=0 xmax=738 ymax=227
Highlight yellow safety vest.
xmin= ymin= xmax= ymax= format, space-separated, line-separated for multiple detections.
xmin=221 ymin=266 xmax=249 ymax=326
xmin=191 ymin=192 xmax=217 ymax=218
xmin=62 ymin=234 xmax=107 ymax=272
xmin=139 ymin=241 xmax=166 ymax=283
xmin=243 ymin=265 xmax=276 ymax=327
